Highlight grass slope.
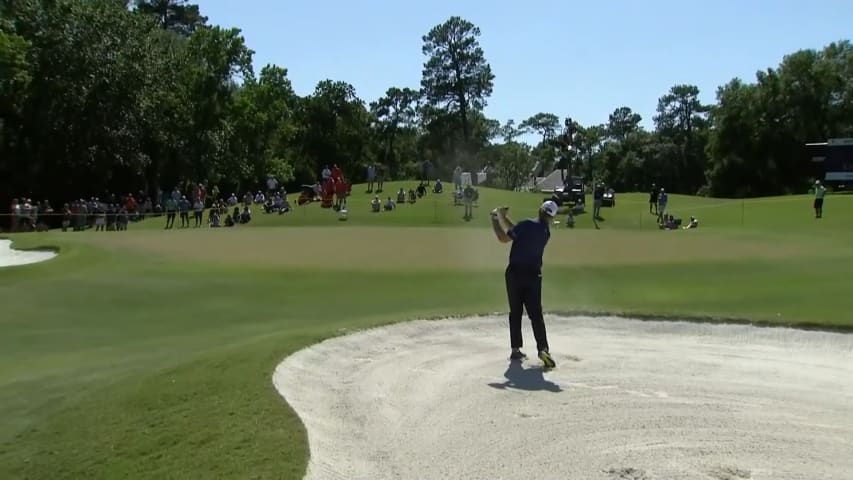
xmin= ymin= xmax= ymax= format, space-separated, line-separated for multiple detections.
xmin=1 ymin=183 xmax=851 ymax=479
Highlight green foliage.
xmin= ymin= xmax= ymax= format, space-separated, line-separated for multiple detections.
xmin=484 ymin=141 xmax=536 ymax=190
xmin=0 ymin=2 xmax=851 ymax=214
xmin=705 ymin=41 xmax=853 ymax=197
xmin=420 ymin=16 xmax=495 ymax=145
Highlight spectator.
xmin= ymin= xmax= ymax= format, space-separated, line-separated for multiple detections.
xmin=178 ymin=195 xmax=190 ymax=228
xmin=593 ymin=183 xmax=604 ymax=219
xmin=649 ymin=183 xmax=658 ymax=214
xmin=193 ymin=197 xmax=204 ymax=227
xmin=366 ymin=164 xmax=376 ymax=192
xmin=657 ymin=188 xmax=668 ymax=220
xmin=813 ymin=180 xmax=826 ymax=218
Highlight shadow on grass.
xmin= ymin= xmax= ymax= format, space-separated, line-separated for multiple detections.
xmin=0 ymin=236 xmax=62 ymax=255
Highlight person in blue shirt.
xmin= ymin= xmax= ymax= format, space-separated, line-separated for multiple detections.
xmin=490 ymin=200 xmax=558 ymax=369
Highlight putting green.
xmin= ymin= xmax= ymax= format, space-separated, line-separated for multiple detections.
xmin=1 ymin=183 xmax=851 ymax=479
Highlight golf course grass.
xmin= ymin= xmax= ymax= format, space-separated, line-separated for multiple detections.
xmin=1 ymin=181 xmax=852 ymax=479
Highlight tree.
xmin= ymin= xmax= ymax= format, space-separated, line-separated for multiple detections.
xmin=520 ymin=112 xmax=560 ymax=144
xmin=370 ymin=87 xmax=420 ymax=177
xmin=487 ymin=141 xmax=536 ymax=191
xmin=420 ymin=16 xmax=494 ymax=145
xmin=654 ymin=85 xmax=710 ymax=193
xmin=133 ymin=0 xmax=207 ymax=36
xmin=228 ymin=65 xmax=299 ymax=191
xmin=296 ymin=79 xmax=372 ymax=181
xmin=498 ymin=119 xmax=524 ymax=143
xmin=606 ymin=107 xmax=642 ymax=142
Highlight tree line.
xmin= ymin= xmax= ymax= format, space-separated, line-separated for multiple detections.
xmin=2 ymin=0 xmax=851 ymax=210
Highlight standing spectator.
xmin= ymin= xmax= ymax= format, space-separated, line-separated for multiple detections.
xmin=193 ymin=197 xmax=204 ymax=227
xmin=375 ymin=163 xmax=385 ymax=193
xmin=366 ymin=164 xmax=376 ymax=193
xmin=453 ymin=166 xmax=463 ymax=193
xmin=164 ymin=196 xmax=176 ymax=229
xmin=813 ymin=180 xmax=827 ymax=218
xmin=61 ymin=204 xmax=72 ymax=232
xmin=657 ymin=187 xmax=668 ymax=220
xmin=9 ymin=199 xmax=19 ymax=232
xmin=593 ymin=183 xmax=604 ymax=219
xmin=463 ymin=184 xmax=475 ymax=221
xmin=178 ymin=195 xmax=190 ymax=228
xmin=266 ymin=176 xmax=278 ymax=196
xmin=649 ymin=183 xmax=659 ymax=215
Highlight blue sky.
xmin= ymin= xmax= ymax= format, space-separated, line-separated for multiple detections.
xmin=197 ymin=0 xmax=852 ymax=143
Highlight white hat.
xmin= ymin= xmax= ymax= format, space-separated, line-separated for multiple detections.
xmin=540 ymin=200 xmax=558 ymax=217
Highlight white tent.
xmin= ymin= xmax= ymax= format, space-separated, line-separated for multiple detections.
xmin=460 ymin=172 xmax=486 ymax=186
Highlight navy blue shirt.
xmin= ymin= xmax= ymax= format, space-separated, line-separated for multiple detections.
xmin=508 ymin=219 xmax=550 ymax=270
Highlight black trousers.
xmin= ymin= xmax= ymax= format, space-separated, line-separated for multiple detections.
xmin=505 ymin=265 xmax=549 ymax=352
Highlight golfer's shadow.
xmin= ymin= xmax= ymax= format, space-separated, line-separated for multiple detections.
xmin=487 ymin=359 xmax=562 ymax=393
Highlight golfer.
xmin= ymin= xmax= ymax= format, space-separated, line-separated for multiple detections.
xmin=490 ymin=200 xmax=558 ymax=369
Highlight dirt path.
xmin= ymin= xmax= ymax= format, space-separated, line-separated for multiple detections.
xmin=273 ymin=315 xmax=853 ymax=480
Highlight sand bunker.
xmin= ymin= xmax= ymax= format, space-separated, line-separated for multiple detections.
xmin=0 ymin=239 xmax=56 ymax=267
xmin=273 ymin=315 xmax=853 ymax=480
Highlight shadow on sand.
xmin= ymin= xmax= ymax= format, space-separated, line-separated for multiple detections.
xmin=487 ymin=359 xmax=562 ymax=393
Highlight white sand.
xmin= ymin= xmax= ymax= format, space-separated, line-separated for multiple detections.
xmin=0 ymin=239 xmax=56 ymax=267
xmin=273 ymin=315 xmax=853 ymax=480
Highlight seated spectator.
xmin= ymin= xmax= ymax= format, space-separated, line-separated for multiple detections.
xmin=384 ymin=197 xmax=395 ymax=211
xmin=682 ymin=216 xmax=698 ymax=229
xmin=396 ymin=188 xmax=406 ymax=204
xmin=408 ymin=189 xmax=417 ymax=204
xmin=209 ymin=209 xmax=221 ymax=227
xmin=264 ymin=198 xmax=275 ymax=213
xmin=239 ymin=206 xmax=252 ymax=224
xmin=224 ymin=214 xmax=235 ymax=227
xmin=254 ymin=191 xmax=265 ymax=204
xmin=659 ymin=214 xmax=681 ymax=230
xmin=433 ymin=179 xmax=443 ymax=193
xmin=228 ymin=193 xmax=238 ymax=206
xmin=371 ymin=196 xmax=381 ymax=212
xmin=416 ymin=183 xmax=427 ymax=198
xmin=274 ymin=195 xmax=290 ymax=214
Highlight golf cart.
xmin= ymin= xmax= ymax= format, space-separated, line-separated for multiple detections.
xmin=546 ymin=175 xmax=586 ymax=209
xmin=602 ymin=187 xmax=616 ymax=207
xmin=297 ymin=184 xmax=320 ymax=206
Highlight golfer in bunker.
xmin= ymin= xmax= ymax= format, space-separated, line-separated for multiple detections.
xmin=490 ymin=200 xmax=558 ymax=369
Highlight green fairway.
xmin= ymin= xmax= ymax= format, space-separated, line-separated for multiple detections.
xmin=1 ymin=183 xmax=852 ymax=479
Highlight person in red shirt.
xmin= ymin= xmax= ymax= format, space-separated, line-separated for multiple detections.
xmin=334 ymin=177 xmax=348 ymax=210
xmin=125 ymin=195 xmax=137 ymax=214
xmin=330 ymin=164 xmax=342 ymax=181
